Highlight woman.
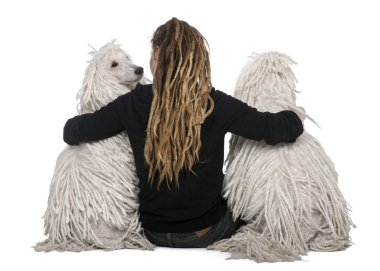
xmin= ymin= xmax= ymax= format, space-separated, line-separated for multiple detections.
xmin=64 ymin=18 xmax=304 ymax=248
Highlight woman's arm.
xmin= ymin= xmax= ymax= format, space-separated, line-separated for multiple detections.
xmin=219 ymin=92 xmax=304 ymax=145
xmin=63 ymin=93 xmax=130 ymax=145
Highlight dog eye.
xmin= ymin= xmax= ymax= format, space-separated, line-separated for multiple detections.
xmin=111 ymin=61 xmax=118 ymax=68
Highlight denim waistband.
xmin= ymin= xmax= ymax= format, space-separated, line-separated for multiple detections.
xmin=143 ymin=211 xmax=244 ymax=248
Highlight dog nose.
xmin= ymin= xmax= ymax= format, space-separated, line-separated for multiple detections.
xmin=135 ymin=67 xmax=144 ymax=75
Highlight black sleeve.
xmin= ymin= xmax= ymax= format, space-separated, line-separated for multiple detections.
xmin=220 ymin=92 xmax=303 ymax=145
xmin=63 ymin=93 xmax=130 ymax=145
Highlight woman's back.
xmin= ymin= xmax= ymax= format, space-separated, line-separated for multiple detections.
xmin=63 ymin=17 xmax=304 ymax=244
xmin=68 ymin=83 xmax=303 ymax=232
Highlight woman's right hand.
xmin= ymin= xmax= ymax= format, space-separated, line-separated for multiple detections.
xmin=294 ymin=107 xmax=306 ymax=122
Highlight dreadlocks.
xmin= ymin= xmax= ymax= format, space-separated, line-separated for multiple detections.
xmin=144 ymin=18 xmax=214 ymax=189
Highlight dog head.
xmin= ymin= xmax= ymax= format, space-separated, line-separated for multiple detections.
xmin=234 ymin=52 xmax=298 ymax=113
xmin=100 ymin=43 xmax=144 ymax=89
xmin=78 ymin=40 xmax=147 ymax=114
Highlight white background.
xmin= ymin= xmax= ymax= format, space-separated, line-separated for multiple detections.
xmin=0 ymin=0 xmax=379 ymax=270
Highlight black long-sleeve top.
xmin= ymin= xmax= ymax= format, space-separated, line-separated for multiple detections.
xmin=64 ymin=83 xmax=303 ymax=233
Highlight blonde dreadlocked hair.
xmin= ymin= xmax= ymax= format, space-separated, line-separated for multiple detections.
xmin=144 ymin=18 xmax=214 ymax=189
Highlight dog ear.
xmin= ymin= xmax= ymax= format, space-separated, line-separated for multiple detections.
xmin=76 ymin=58 xmax=98 ymax=114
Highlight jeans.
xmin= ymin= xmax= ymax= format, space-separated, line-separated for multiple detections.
xmin=143 ymin=211 xmax=244 ymax=248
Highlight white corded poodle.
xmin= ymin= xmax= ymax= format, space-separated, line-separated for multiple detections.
xmin=35 ymin=41 xmax=154 ymax=251
xmin=208 ymin=52 xmax=354 ymax=262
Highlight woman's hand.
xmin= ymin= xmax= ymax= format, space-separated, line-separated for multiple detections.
xmin=294 ymin=107 xmax=306 ymax=122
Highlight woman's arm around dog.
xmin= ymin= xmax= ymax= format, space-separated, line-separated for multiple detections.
xmin=215 ymin=90 xmax=304 ymax=145
xmin=63 ymin=92 xmax=131 ymax=145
